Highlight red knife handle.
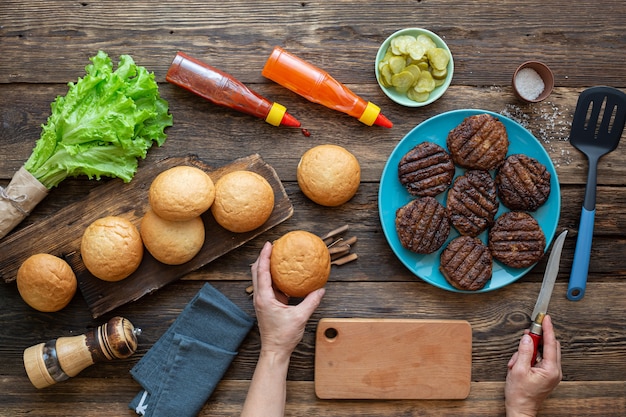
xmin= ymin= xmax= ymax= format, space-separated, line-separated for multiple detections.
xmin=528 ymin=325 xmax=543 ymax=366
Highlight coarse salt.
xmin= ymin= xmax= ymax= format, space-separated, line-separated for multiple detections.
xmin=515 ymin=68 xmax=545 ymax=101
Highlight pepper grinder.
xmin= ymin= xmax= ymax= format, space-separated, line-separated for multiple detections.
xmin=23 ymin=316 xmax=140 ymax=389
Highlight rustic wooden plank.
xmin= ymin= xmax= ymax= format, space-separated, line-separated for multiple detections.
xmin=5 ymin=179 xmax=626 ymax=283
xmin=1 ymin=0 xmax=625 ymax=87
xmin=3 ymin=83 xmax=624 ymax=187
xmin=2 ymin=280 xmax=625 ymax=383
xmin=1 ymin=377 xmax=624 ymax=417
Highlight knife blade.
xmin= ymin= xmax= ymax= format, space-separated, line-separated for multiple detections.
xmin=528 ymin=229 xmax=568 ymax=365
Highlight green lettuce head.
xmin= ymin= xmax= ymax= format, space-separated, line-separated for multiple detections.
xmin=24 ymin=51 xmax=173 ymax=188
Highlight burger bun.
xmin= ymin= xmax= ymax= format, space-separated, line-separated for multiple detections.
xmin=17 ymin=253 xmax=77 ymax=312
xmin=81 ymin=216 xmax=143 ymax=282
xmin=140 ymin=208 xmax=205 ymax=265
xmin=270 ymin=230 xmax=330 ymax=298
xmin=211 ymin=170 xmax=274 ymax=233
xmin=297 ymin=144 xmax=360 ymax=207
xmin=149 ymin=165 xmax=215 ymax=221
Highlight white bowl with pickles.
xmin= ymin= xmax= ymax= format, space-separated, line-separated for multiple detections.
xmin=376 ymin=28 xmax=454 ymax=107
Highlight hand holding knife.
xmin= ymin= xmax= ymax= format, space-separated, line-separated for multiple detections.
xmin=528 ymin=230 xmax=567 ymax=365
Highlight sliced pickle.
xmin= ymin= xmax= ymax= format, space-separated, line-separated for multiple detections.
xmin=379 ymin=63 xmax=393 ymax=87
xmin=407 ymin=88 xmax=430 ymax=102
xmin=407 ymin=43 xmax=425 ymax=61
xmin=414 ymin=71 xmax=435 ymax=93
xmin=391 ymin=35 xmax=416 ymax=55
xmin=391 ymin=71 xmax=415 ymax=93
xmin=428 ymin=48 xmax=450 ymax=71
xmin=432 ymin=67 xmax=448 ymax=79
xmin=416 ymin=61 xmax=429 ymax=71
xmin=405 ymin=64 xmax=422 ymax=83
xmin=382 ymin=49 xmax=395 ymax=63
xmin=388 ymin=55 xmax=406 ymax=74
xmin=416 ymin=34 xmax=437 ymax=51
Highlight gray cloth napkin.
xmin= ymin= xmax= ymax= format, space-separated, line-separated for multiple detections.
xmin=129 ymin=283 xmax=254 ymax=417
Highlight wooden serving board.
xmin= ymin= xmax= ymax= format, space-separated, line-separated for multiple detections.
xmin=315 ymin=318 xmax=472 ymax=400
xmin=0 ymin=154 xmax=293 ymax=318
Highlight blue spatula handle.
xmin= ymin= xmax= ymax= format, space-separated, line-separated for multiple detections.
xmin=567 ymin=207 xmax=595 ymax=301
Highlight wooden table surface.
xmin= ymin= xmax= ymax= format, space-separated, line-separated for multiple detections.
xmin=1 ymin=1 xmax=625 ymax=416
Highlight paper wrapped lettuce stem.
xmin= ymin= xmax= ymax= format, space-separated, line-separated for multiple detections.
xmin=0 ymin=51 xmax=172 ymax=239
xmin=0 ymin=167 xmax=49 ymax=238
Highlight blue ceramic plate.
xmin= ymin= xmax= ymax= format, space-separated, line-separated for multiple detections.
xmin=378 ymin=109 xmax=561 ymax=293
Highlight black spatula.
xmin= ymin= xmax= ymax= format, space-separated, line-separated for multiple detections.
xmin=567 ymin=86 xmax=626 ymax=301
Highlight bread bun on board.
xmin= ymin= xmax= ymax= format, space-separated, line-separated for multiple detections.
xmin=149 ymin=165 xmax=215 ymax=221
xmin=297 ymin=144 xmax=360 ymax=206
xmin=211 ymin=170 xmax=274 ymax=233
xmin=140 ymin=208 xmax=205 ymax=265
xmin=81 ymin=216 xmax=143 ymax=282
xmin=17 ymin=253 xmax=77 ymax=312
xmin=270 ymin=230 xmax=330 ymax=298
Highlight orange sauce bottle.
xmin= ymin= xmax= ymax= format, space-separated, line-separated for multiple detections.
xmin=166 ymin=52 xmax=300 ymax=127
xmin=262 ymin=46 xmax=392 ymax=128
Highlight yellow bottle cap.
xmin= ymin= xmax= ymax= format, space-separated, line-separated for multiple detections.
xmin=358 ymin=102 xmax=381 ymax=126
xmin=266 ymin=102 xmax=287 ymax=126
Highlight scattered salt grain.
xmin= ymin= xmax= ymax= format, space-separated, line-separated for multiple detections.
xmin=500 ymin=102 xmax=573 ymax=166
xmin=514 ymin=68 xmax=545 ymax=101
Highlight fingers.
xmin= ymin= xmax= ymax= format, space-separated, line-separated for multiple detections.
xmin=296 ymin=288 xmax=326 ymax=318
xmin=539 ymin=315 xmax=558 ymax=363
xmin=252 ymin=242 xmax=274 ymax=299
xmin=514 ymin=333 xmax=535 ymax=371
xmin=507 ymin=329 xmax=532 ymax=368
xmin=537 ymin=315 xmax=562 ymax=379
xmin=507 ymin=351 xmax=519 ymax=369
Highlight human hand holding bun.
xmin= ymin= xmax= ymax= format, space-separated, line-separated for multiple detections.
xmin=297 ymin=144 xmax=361 ymax=207
xmin=17 ymin=253 xmax=77 ymax=312
xmin=270 ymin=230 xmax=330 ymax=298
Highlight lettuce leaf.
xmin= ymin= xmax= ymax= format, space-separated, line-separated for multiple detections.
xmin=24 ymin=51 xmax=173 ymax=188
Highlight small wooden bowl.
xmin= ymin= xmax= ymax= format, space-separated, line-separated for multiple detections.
xmin=512 ymin=61 xmax=554 ymax=103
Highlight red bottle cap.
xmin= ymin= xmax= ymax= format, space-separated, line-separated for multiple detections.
xmin=374 ymin=113 xmax=393 ymax=129
xmin=266 ymin=102 xmax=301 ymax=127
xmin=280 ymin=111 xmax=302 ymax=127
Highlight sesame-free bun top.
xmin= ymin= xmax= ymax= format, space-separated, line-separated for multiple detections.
xmin=81 ymin=216 xmax=143 ymax=282
xmin=270 ymin=230 xmax=331 ymax=298
xmin=149 ymin=165 xmax=215 ymax=221
xmin=140 ymin=208 xmax=205 ymax=265
xmin=17 ymin=253 xmax=77 ymax=312
xmin=297 ymin=144 xmax=361 ymax=207
xmin=211 ymin=170 xmax=275 ymax=233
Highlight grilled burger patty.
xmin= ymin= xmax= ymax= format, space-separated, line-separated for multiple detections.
xmin=447 ymin=113 xmax=509 ymax=170
xmin=398 ymin=141 xmax=456 ymax=197
xmin=440 ymin=236 xmax=493 ymax=291
xmin=496 ymin=154 xmax=551 ymax=211
xmin=447 ymin=170 xmax=499 ymax=237
xmin=395 ymin=196 xmax=450 ymax=254
xmin=488 ymin=211 xmax=546 ymax=268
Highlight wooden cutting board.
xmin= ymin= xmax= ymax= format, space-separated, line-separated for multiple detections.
xmin=0 ymin=154 xmax=293 ymax=318
xmin=315 ymin=318 xmax=472 ymax=400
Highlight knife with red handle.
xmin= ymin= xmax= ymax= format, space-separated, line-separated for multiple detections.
xmin=528 ymin=230 xmax=568 ymax=366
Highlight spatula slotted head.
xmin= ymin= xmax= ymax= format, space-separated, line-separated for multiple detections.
xmin=570 ymin=86 xmax=626 ymax=157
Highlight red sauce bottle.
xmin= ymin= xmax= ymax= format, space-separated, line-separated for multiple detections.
xmin=166 ymin=52 xmax=301 ymax=127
